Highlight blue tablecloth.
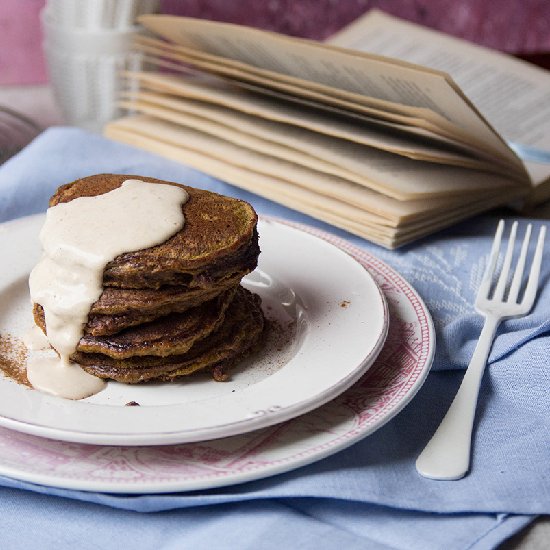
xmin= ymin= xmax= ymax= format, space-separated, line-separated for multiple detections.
xmin=0 ymin=128 xmax=549 ymax=550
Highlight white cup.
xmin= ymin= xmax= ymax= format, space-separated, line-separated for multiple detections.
xmin=41 ymin=10 xmax=145 ymax=130
xmin=44 ymin=0 xmax=159 ymax=30
xmin=44 ymin=41 xmax=143 ymax=131
xmin=43 ymin=15 xmax=141 ymax=55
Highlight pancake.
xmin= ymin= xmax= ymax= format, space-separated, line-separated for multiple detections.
xmin=32 ymin=176 xmax=265 ymax=390
xmin=73 ymin=287 xmax=264 ymax=383
xmin=49 ymin=174 xmax=260 ymax=290
xmin=90 ymin=272 xmax=241 ymax=315
xmin=41 ymin=276 xmax=240 ymax=337
xmin=34 ymin=288 xmax=236 ymax=359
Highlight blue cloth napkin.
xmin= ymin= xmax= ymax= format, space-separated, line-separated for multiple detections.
xmin=1 ymin=127 xmax=549 ymax=550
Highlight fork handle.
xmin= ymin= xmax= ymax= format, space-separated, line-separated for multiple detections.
xmin=416 ymin=314 xmax=500 ymax=480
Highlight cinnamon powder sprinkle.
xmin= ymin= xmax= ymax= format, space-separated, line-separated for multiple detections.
xmin=0 ymin=333 xmax=30 ymax=387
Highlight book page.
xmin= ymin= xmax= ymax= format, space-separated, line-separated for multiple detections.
xmin=126 ymin=72 xmax=498 ymax=168
xmin=138 ymin=15 xmax=522 ymax=169
xmin=138 ymin=55 xmax=512 ymax=168
xmin=105 ymin=114 xmax=524 ymax=222
xmin=137 ymin=40 xmax=480 ymax=149
xmin=121 ymin=92 xmax=519 ymax=200
xmin=136 ymin=33 xmax=486 ymax=145
xmin=140 ymin=44 xmax=524 ymax=176
xmin=135 ymin=35 xmax=435 ymax=119
xmin=329 ymin=9 xmax=550 ymax=187
xmin=127 ymin=71 xmax=525 ymax=181
xmin=105 ymin=116 xmax=526 ymax=248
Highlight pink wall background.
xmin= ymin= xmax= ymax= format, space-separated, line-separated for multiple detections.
xmin=1 ymin=0 xmax=550 ymax=85
xmin=1 ymin=0 xmax=48 ymax=84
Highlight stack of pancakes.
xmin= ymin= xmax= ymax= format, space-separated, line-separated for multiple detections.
xmin=33 ymin=174 xmax=265 ymax=383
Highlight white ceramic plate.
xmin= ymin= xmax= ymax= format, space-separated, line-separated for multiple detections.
xmin=0 ymin=216 xmax=389 ymax=446
xmin=0 ymin=221 xmax=434 ymax=493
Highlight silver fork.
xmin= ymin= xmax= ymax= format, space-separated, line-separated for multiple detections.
xmin=416 ymin=220 xmax=546 ymax=480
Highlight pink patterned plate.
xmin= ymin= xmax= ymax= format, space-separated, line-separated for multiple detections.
xmin=0 ymin=218 xmax=434 ymax=493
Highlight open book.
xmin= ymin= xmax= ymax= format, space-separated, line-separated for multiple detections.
xmin=104 ymin=10 xmax=550 ymax=248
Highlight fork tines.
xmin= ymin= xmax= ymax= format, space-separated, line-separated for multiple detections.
xmin=481 ymin=220 xmax=546 ymax=309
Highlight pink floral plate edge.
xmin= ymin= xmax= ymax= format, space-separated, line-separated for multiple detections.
xmin=0 ymin=220 xmax=435 ymax=494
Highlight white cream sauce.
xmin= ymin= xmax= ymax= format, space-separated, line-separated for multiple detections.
xmin=28 ymin=179 xmax=188 ymax=400
xmin=23 ymin=325 xmax=51 ymax=351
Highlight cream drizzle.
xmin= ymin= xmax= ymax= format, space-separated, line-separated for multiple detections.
xmin=23 ymin=325 xmax=51 ymax=351
xmin=27 ymin=179 xmax=188 ymax=400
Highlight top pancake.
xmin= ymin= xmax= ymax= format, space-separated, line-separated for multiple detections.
xmin=50 ymin=174 xmax=259 ymax=289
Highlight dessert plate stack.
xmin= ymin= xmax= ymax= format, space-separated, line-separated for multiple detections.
xmin=0 ymin=217 xmax=435 ymax=492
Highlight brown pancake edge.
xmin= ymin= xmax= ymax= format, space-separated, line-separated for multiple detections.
xmin=50 ymin=174 xmax=260 ymax=289
xmin=34 ymin=288 xmax=237 ymax=359
xmin=34 ymin=176 xmax=265 ymax=385
xmin=75 ymin=287 xmax=265 ymax=383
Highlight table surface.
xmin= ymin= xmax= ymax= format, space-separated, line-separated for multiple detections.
xmin=0 ymin=82 xmax=548 ymax=550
